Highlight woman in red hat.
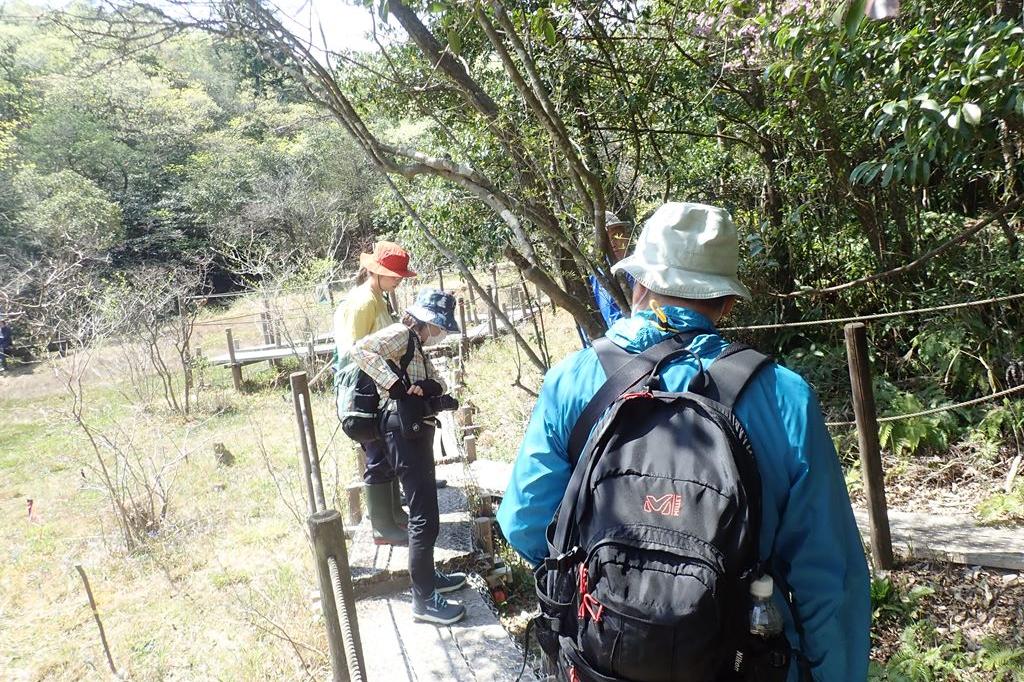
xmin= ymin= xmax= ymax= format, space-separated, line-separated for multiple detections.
xmin=334 ymin=241 xmax=417 ymax=546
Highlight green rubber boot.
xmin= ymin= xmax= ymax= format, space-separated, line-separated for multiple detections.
xmin=391 ymin=478 xmax=409 ymax=529
xmin=366 ymin=482 xmax=408 ymax=546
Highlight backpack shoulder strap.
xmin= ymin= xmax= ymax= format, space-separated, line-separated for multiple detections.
xmin=566 ymin=329 xmax=706 ymax=467
xmin=400 ymin=329 xmax=418 ymax=371
xmin=592 ymin=336 xmax=631 ymax=378
xmin=386 ymin=329 xmax=418 ymax=385
xmin=702 ymin=343 xmax=772 ymax=410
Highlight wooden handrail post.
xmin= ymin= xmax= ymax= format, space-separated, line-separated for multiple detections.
xmin=844 ymin=323 xmax=894 ymax=569
xmin=225 ymin=328 xmax=242 ymax=392
xmin=177 ymin=295 xmax=192 ymax=414
xmin=458 ymin=298 xmax=469 ymax=366
xmin=468 ymin=282 xmax=479 ymax=323
xmin=486 ymin=285 xmax=497 ymax=338
xmin=309 ymin=510 xmax=366 ymax=682
xmin=290 ymin=371 xmax=327 ymax=514
xmin=261 ymin=297 xmax=274 ymax=345
xmin=346 ymin=482 xmax=363 ymax=527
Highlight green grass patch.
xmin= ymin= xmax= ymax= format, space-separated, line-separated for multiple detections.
xmin=977 ymin=484 xmax=1024 ymax=525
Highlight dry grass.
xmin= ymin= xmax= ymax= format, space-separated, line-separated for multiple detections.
xmin=461 ymin=306 xmax=583 ymax=464
xmin=0 ymin=337 xmax=358 ymax=679
xmin=0 ymin=275 xmax=534 ymax=680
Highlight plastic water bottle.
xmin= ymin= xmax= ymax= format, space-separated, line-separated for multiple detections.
xmin=749 ymin=575 xmax=784 ymax=637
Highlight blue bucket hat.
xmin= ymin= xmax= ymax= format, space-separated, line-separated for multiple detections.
xmin=407 ymin=288 xmax=460 ymax=333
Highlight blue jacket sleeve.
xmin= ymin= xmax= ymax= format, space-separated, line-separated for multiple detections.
xmin=496 ymin=351 xmax=596 ymax=566
xmin=772 ymin=385 xmax=871 ymax=682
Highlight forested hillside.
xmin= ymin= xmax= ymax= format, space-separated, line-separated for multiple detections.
xmin=0 ymin=4 xmax=380 ymax=344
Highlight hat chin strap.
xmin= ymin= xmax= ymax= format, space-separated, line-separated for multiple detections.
xmin=368 ymin=273 xmax=381 ymax=293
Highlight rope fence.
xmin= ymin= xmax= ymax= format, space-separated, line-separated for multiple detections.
xmin=193 ymin=312 xmax=331 ymax=328
xmin=826 ymin=382 xmax=1024 ymax=428
xmin=182 ymin=276 xmax=356 ymax=302
xmin=722 ymin=291 xmax=1024 ymax=332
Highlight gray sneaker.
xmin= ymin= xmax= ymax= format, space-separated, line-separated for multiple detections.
xmin=412 ymin=590 xmax=466 ymax=625
xmin=434 ymin=570 xmax=467 ymax=594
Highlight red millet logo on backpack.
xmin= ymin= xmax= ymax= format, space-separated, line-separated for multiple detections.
xmin=643 ymin=493 xmax=682 ymax=517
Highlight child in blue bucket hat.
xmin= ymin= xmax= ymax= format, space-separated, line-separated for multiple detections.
xmin=351 ymin=287 xmax=467 ymax=625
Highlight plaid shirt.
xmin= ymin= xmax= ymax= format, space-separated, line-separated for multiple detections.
xmin=351 ymin=323 xmax=446 ymax=394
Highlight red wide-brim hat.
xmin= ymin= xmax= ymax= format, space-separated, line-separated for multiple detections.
xmin=359 ymin=241 xmax=418 ymax=278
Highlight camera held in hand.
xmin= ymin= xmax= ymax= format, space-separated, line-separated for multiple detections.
xmin=427 ymin=394 xmax=459 ymax=414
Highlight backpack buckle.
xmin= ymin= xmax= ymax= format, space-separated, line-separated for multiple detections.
xmin=544 ymin=546 xmax=583 ymax=572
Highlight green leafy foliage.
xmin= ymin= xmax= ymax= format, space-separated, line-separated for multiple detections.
xmin=871 ymin=576 xmax=934 ymax=626
xmin=869 ymin=622 xmax=1024 ymax=681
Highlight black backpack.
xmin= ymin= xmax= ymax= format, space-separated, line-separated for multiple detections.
xmin=533 ymin=332 xmax=806 ymax=682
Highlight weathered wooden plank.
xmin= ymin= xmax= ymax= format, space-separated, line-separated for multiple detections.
xmin=853 ymin=509 xmax=1024 ymax=570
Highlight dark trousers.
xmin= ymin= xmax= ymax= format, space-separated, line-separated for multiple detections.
xmin=361 ymin=438 xmax=396 ymax=485
xmin=383 ymin=413 xmax=439 ymax=602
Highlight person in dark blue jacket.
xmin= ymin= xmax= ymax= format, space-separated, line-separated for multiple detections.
xmin=0 ymin=318 xmax=13 ymax=371
xmin=497 ymin=202 xmax=870 ymax=682
xmin=590 ymin=211 xmax=633 ymax=327
xmin=577 ymin=211 xmax=634 ymax=347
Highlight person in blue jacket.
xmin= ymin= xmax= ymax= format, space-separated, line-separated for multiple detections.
xmin=497 ymin=202 xmax=870 ymax=682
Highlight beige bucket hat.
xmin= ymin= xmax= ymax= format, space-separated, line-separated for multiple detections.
xmin=611 ymin=202 xmax=752 ymax=300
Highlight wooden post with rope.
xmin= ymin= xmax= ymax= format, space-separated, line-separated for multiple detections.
xmin=261 ymin=297 xmax=274 ymax=345
xmin=346 ymin=482 xmax=363 ymax=527
xmin=461 ymin=405 xmax=477 ymax=462
xmin=520 ymin=276 xmax=550 ymax=368
xmin=844 ymin=323 xmax=894 ymax=569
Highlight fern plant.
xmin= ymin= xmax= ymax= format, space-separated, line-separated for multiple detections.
xmin=875 ymin=384 xmax=957 ymax=457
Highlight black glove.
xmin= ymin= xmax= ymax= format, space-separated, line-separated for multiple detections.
xmin=414 ymin=379 xmax=444 ymax=398
xmin=387 ymin=379 xmax=408 ymax=400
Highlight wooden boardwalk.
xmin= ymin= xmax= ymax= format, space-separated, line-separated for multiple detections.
xmin=356 ymin=584 xmax=528 ymax=681
xmin=853 ymin=509 xmax=1024 ymax=571
xmin=208 ymin=306 xmax=537 ymax=390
